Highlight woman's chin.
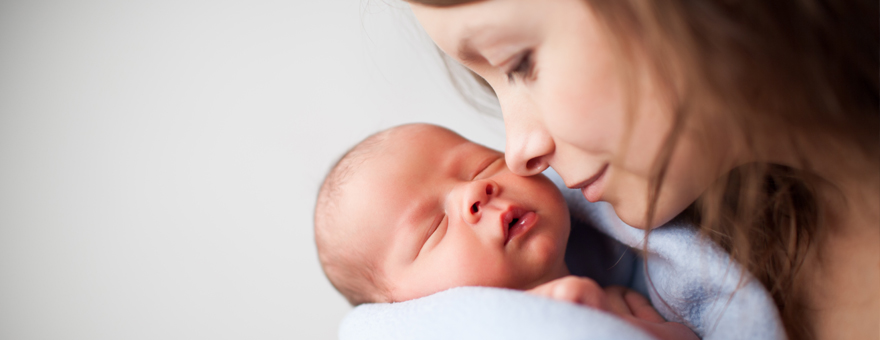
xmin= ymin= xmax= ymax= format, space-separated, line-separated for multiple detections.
xmin=611 ymin=204 xmax=675 ymax=230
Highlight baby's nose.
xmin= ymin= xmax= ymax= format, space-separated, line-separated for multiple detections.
xmin=463 ymin=180 xmax=498 ymax=225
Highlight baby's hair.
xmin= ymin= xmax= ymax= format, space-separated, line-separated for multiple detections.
xmin=314 ymin=127 xmax=400 ymax=306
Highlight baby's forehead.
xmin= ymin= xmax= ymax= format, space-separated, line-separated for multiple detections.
xmin=338 ymin=124 xmax=495 ymax=219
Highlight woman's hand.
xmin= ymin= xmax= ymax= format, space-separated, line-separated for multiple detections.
xmin=526 ymin=276 xmax=698 ymax=340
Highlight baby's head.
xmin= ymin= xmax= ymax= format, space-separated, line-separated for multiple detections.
xmin=315 ymin=124 xmax=570 ymax=305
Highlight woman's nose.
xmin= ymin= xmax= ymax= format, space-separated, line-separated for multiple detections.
xmin=504 ymin=124 xmax=554 ymax=177
xmin=461 ymin=180 xmax=499 ymax=225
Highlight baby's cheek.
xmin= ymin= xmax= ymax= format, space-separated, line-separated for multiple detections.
xmin=447 ymin=251 xmax=510 ymax=288
xmin=523 ymin=234 xmax=565 ymax=272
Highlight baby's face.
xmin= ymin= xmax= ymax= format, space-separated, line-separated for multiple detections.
xmin=338 ymin=125 xmax=570 ymax=302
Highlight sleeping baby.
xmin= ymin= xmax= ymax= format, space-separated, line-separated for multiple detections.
xmin=314 ymin=123 xmax=696 ymax=340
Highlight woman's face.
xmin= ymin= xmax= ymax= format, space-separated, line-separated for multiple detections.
xmin=411 ymin=0 xmax=737 ymax=229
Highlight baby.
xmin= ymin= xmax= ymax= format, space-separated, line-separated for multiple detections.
xmin=315 ymin=123 xmax=695 ymax=340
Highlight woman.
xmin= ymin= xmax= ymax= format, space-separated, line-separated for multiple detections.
xmin=406 ymin=0 xmax=878 ymax=339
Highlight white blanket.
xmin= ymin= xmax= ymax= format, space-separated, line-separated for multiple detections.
xmin=339 ymin=170 xmax=786 ymax=340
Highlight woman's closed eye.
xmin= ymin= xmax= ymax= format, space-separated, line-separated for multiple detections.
xmin=505 ymin=49 xmax=534 ymax=83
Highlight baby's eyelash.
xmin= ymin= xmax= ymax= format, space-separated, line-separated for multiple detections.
xmin=416 ymin=214 xmax=446 ymax=260
xmin=431 ymin=214 xmax=443 ymax=233
xmin=428 ymin=215 xmax=447 ymax=241
xmin=506 ymin=50 xmax=533 ymax=83
xmin=472 ymin=158 xmax=497 ymax=180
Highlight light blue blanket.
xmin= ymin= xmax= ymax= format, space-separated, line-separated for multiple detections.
xmin=339 ymin=170 xmax=786 ymax=340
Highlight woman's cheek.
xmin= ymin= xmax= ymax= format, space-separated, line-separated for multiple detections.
xmin=539 ymin=30 xmax=626 ymax=155
xmin=539 ymin=76 xmax=623 ymax=156
xmin=609 ymin=154 xmax=707 ymax=229
xmin=603 ymin=170 xmax=651 ymax=228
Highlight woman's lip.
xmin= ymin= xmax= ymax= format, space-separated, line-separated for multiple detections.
xmin=580 ymin=165 xmax=608 ymax=202
xmin=568 ymin=164 xmax=609 ymax=190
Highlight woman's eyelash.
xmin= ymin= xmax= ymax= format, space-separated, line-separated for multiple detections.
xmin=506 ymin=50 xmax=533 ymax=83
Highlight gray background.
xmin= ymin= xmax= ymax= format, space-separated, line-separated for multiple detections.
xmin=0 ymin=1 xmax=506 ymax=339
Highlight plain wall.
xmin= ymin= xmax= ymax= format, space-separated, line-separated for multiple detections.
xmin=0 ymin=1 xmax=505 ymax=339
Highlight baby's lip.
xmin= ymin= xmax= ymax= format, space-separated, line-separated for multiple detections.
xmin=500 ymin=206 xmax=537 ymax=246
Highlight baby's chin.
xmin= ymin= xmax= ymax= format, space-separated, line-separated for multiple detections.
xmin=514 ymin=245 xmax=570 ymax=289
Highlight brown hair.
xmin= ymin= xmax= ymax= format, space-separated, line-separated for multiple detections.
xmin=407 ymin=0 xmax=879 ymax=339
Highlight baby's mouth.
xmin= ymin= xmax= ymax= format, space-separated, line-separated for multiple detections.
xmin=502 ymin=207 xmax=537 ymax=246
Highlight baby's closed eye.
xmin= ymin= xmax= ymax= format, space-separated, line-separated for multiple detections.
xmin=417 ymin=214 xmax=448 ymax=258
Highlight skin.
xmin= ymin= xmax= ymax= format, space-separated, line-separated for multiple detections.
xmin=334 ymin=124 xmax=572 ymax=301
xmin=410 ymin=0 xmax=879 ymax=338
xmin=334 ymin=124 xmax=697 ymax=340
xmin=411 ymin=0 xmax=737 ymax=230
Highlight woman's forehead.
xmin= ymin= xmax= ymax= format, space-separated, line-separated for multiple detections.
xmin=411 ymin=0 xmax=546 ymax=58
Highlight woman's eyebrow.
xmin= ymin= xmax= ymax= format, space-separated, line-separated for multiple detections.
xmin=457 ymin=37 xmax=483 ymax=64
xmin=456 ymin=25 xmax=499 ymax=65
